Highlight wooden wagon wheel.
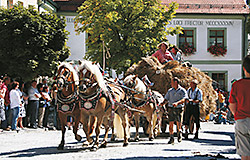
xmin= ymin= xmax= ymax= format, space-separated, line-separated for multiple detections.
xmin=161 ymin=113 xmax=168 ymax=133
xmin=189 ymin=115 xmax=195 ymax=134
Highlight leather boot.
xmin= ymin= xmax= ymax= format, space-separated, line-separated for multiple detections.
xmin=177 ymin=132 xmax=182 ymax=142
xmin=168 ymin=135 xmax=174 ymax=144
xmin=194 ymin=132 xmax=199 ymax=139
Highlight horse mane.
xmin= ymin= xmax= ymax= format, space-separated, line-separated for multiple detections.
xmin=78 ymin=60 xmax=108 ymax=93
xmin=58 ymin=62 xmax=79 ymax=85
xmin=124 ymin=75 xmax=146 ymax=93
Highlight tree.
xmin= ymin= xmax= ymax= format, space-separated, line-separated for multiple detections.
xmin=74 ymin=0 xmax=182 ymax=73
xmin=0 ymin=5 xmax=70 ymax=81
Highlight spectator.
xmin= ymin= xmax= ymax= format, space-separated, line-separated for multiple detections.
xmin=183 ymin=79 xmax=203 ymax=139
xmin=0 ymin=76 xmax=6 ymax=131
xmin=9 ymin=81 xmax=22 ymax=131
xmin=169 ymin=46 xmax=184 ymax=63
xmin=27 ymin=80 xmax=41 ymax=129
xmin=229 ymin=55 xmax=250 ymax=160
xmin=218 ymin=90 xmax=225 ymax=110
xmin=161 ymin=77 xmax=188 ymax=144
xmin=152 ymin=42 xmax=174 ymax=64
xmin=1 ymin=76 xmax=11 ymax=131
xmin=38 ymin=86 xmax=51 ymax=128
xmin=17 ymin=82 xmax=27 ymax=129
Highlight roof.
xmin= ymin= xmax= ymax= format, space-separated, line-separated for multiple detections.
xmin=162 ymin=0 xmax=249 ymax=14
xmin=53 ymin=0 xmax=84 ymax=12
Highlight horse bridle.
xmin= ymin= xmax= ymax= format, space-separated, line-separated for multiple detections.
xmin=56 ymin=67 xmax=75 ymax=91
xmin=79 ymin=68 xmax=96 ymax=90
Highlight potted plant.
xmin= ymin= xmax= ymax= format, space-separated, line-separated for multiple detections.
xmin=207 ymin=44 xmax=227 ymax=56
xmin=179 ymin=42 xmax=196 ymax=56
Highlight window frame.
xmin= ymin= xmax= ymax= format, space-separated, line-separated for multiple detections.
xmin=177 ymin=28 xmax=197 ymax=50
xmin=207 ymin=28 xmax=227 ymax=48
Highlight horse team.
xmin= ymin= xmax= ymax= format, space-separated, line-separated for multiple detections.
xmin=54 ymin=60 xmax=164 ymax=151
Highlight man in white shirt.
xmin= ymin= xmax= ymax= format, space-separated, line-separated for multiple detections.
xmin=27 ymin=80 xmax=41 ymax=129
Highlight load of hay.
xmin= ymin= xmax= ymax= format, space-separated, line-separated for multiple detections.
xmin=125 ymin=56 xmax=218 ymax=117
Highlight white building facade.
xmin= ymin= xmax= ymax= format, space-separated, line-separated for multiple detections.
xmin=164 ymin=0 xmax=249 ymax=91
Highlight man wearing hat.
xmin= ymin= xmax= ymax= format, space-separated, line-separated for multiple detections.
xmin=152 ymin=42 xmax=174 ymax=64
xmin=183 ymin=79 xmax=203 ymax=139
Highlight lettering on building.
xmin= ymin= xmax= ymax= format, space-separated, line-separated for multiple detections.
xmin=66 ymin=18 xmax=75 ymax=23
xmin=169 ymin=20 xmax=234 ymax=26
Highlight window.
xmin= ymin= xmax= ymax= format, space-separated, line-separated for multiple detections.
xmin=179 ymin=29 xmax=195 ymax=48
xmin=208 ymin=28 xmax=226 ymax=47
xmin=212 ymin=73 xmax=226 ymax=90
xmin=7 ymin=0 xmax=13 ymax=9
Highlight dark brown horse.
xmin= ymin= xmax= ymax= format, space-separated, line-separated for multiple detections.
xmin=78 ymin=60 xmax=129 ymax=151
xmin=54 ymin=62 xmax=82 ymax=150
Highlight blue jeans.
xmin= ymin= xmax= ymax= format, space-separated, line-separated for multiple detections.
xmin=11 ymin=107 xmax=19 ymax=130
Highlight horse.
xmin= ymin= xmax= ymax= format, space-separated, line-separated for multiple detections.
xmin=123 ymin=74 xmax=163 ymax=141
xmin=54 ymin=62 xmax=82 ymax=150
xmin=78 ymin=60 xmax=129 ymax=151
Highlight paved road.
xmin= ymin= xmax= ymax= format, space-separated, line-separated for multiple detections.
xmin=0 ymin=122 xmax=240 ymax=160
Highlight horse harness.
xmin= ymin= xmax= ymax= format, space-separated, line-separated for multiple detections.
xmin=57 ymin=90 xmax=78 ymax=114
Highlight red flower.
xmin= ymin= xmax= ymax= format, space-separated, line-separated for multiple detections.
xmin=207 ymin=44 xmax=227 ymax=56
xmin=179 ymin=42 xmax=196 ymax=56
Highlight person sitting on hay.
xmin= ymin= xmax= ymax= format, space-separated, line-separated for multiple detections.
xmin=152 ymin=42 xmax=174 ymax=64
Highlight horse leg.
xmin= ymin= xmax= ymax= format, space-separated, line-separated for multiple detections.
xmin=110 ymin=120 xmax=115 ymax=141
xmin=146 ymin=112 xmax=154 ymax=141
xmin=119 ymin=110 xmax=129 ymax=146
xmin=89 ymin=115 xmax=96 ymax=136
xmin=57 ymin=115 xmax=66 ymax=150
xmin=134 ymin=113 xmax=140 ymax=142
xmin=91 ymin=115 xmax=103 ymax=151
xmin=73 ymin=114 xmax=82 ymax=141
xmin=82 ymin=115 xmax=94 ymax=147
xmin=100 ymin=117 xmax=109 ymax=148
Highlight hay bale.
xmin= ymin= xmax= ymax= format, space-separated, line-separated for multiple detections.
xmin=125 ymin=56 xmax=218 ymax=117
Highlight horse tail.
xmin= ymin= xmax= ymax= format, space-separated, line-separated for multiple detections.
xmin=114 ymin=113 xmax=130 ymax=139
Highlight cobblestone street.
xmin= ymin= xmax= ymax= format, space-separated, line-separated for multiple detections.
xmin=0 ymin=122 xmax=240 ymax=160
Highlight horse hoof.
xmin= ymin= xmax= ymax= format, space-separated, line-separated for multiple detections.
xmin=90 ymin=146 xmax=98 ymax=151
xmin=82 ymin=141 xmax=89 ymax=147
xmin=149 ymin=137 xmax=154 ymax=141
xmin=135 ymin=137 xmax=139 ymax=142
xmin=100 ymin=141 xmax=107 ymax=148
xmin=57 ymin=144 xmax=64 ymax=150
xmin=76 ymin=135 xmax=82 ymax=142
xmin=123 ymin=142 xmax=129 ymax=147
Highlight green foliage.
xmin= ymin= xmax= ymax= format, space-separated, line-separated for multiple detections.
xmin=75 ymin=0 xmax=182 ymax=73
xmin=0 ymin=5 xmax=70 ymax=81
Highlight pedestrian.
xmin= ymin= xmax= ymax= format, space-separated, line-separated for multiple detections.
xmin=0 ymin=76 xmax=6 ymax=132
xmin=17 ymin=82 xmax=28 ymax=129
xmin=51 ymin=82 xmax=59 ymax=129
xmin=9 ymin=81 xmax=22 ymax=131
xmin=183 ymin=79 xmax=203 ymax=139
xmin=229 ymin=55 xmax=250 ymax=160
xmin=27 ymin=80 xmax=41 ymax=129
xmin=218 ymin=89 xmax=225 ymax=110
xmin=40 ymin=86 xmax=51 ymax=128
xmin=169 ymin=45 xmax=184 ymax=63
xmin=1 ymin=76 xmax=11 ymax=131
xmin=152 ymin=42 xmax=174 ymax=64
xmin=160 ymin=77 xmax=188 ymax=144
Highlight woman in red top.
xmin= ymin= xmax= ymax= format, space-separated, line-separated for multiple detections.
xmin=152 ymin=42 xmax=174 ymax=64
